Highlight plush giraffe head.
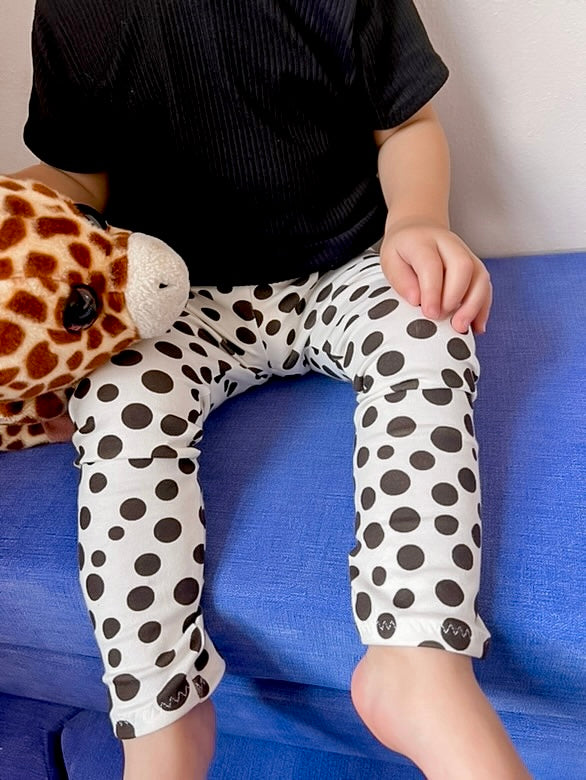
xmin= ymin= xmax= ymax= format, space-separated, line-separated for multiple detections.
xmin=0 ymin=176 xmax=189 ymax=450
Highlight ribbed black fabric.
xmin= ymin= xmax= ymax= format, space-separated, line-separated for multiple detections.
xmin=25 ymin=0 xmax=448 ymax=286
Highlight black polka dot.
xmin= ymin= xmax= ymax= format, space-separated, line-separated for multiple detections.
xmin=151 ymin=445 xmax=178 ymax=459
xmin=376 ymin=613 xmax=396 ymax=639
xmin=458 ymin=468 xmax=477 ymax=492
xmin=380 ymin=469 xmax=411 ymax=495
xmin=194 ymin=649 xmax=210 ymax=671
xmin=156 ymin=674 xmax=191 ymax=711
xmin=368 ymin=285 xmax=390 ymax=298
xmin=407 ymin=319 xmax=437 ymax=339
xmin=431 ymin=427 xmax=463 ymax=453
xmin=397 ymin=545 xmax=425 ymax=570
xmin=142 ymin=370 xmax=174 ymax=394
xmin=349 ymin=285 xmax=369 ymax=301
xmin=193 ymin=544 xmax=205 ymax=564
xmin=97 ymin=435 xmax=123 ymax=459
xmin=96 ymin=384 xmax=119 ymax=403
xmin=120 ymin=498 xmax=146 ymax=521
xmin=435 ymin=515 xmax=459 ymax=535
xmin=368 ymin=299 xmax=399 ymax=319
xmin=236 ymin=326 xmax=256 ymax=344
xmin=409 ymin=450 xmax=435 ymax=470
xmin=355 ymin=592 xmax=372 ymax=620
xmin=441 ymin=618 xmax=472 ymax=651
xmin=356 ymin=446 xmax=371 ymax=468
xmin=155 ymin=341 xmax=183 ymax=359
xmin=278 ymin=292 xmax=300 ymax=313
xmin=432 ymin=483 xmax=459 ymax=506
xmin=108 ymin=526 xmax=125 ymax=541
xmin=376 ymin=351 xmax=405 ymax=377
xmin=112 ymin=350 xmax=143 ymax=367
xmin=322 ymin=305 xmax=337 ymax=324
xmin=154 ymin=517 xmax=182 ymax=543
xmin=447 ymin=338 xmax=471 ymax=360
xmin=174 ymin=578 xmax=199 ymax=605
xmin=78 ymin=543 xmax=85 ymax=570
xmin=190 ymin=627 xmax=203 ymax=653
xmin=89 ymin=473 xmax=107 ymax=493
xmin=452 ymin=545 xmax=474 ymax=570
xmin=377 ymin=445 xmax=394 ymax=459
xmin=86 ymin=574 xmax=104 ymax=601
xmin=91 ymin=550 xmax=106 ymax=567
xmin=283 ymin=350 xmax=301 ymax=370
xmin=156 ymin=650 xmax=176 ymax=668
xmin=79 ymin=506 xmax=91 ymax=530
xmin=128 ymin=458 xmax=153 ymax=469
xmin=122 ymin=404 xmax=153 ymax=430
xmin=441 ymin=369 xmax=464 ymax=388
xmin=160 ymin=415 xmax=188 ymax=436
xmin=127 ymin=586 xmax=155 ymax=611
xmin=315 ymin=282 xmax=333 ymax=302
xmin=393 ymin=589 xmax=415 ymax=608
xmin=364 ymin=522 xmax=384 ymax=549
xmin=471 ymin=524 xmax=481 ymax=548
xmin=115 ymin=721 xmax=136 ymax=739
xmin=436 ymin=580 xmax=464 ymax=606
xmin=361 ymin=332 xmax=384 ymax=356
xmin=108 ymin=649 xmax=121 ymax=667
xmin=73 ymin=378 xmax=91 ymax=399
xmin=361 ymin=406 xmax=378 ymax=427
xmin=389 ymin=507 xmax=420 ymax=532
xmin=138 ymin=621 xmax=162 ymax=643
xmin=423 ymin=388 xmax=453 ymax=406
xmin=155 ymin=479 xmax=179 ymax=501
xmin=134 ymin=553 xmax=162 ymax=576
xmin=387 ymin=416 xmax=416 ymax=437
xmin=372 ymin=566 xmax=386 ymax=586
xmin=113 ymin=674 xmax=141 ymax=701
xmin=79 ymin=416 xmax=95 ymax=434
xmin=201 ymin=307 xmax=220 ymax=321
xmin=103 ymin=618 xmax=121 ymax=639
xmin=179 ymin=458 xmax=196 ymax=475
xmin=349 ymin=565 xmax=359 ymax=581
xmin=361 ymin=487 xmax=376 ymax=511
xmin=193 ymin=675 xmax=210 ymax=699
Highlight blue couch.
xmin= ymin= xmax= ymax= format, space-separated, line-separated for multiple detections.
xmin=0 ymin=252 xmax=584 ymax=779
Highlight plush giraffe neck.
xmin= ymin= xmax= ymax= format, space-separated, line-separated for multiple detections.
xmin=0 ymin=176 xmax=189 ymax=450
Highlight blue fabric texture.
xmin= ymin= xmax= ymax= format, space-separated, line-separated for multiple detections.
xmin=0 ymin=252 xmax=584 ymax=777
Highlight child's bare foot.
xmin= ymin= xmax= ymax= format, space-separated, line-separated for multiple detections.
xmin=122 ymin=699 xmax=216 ymax=780
xmin=351 ymin=646 xmax=531 ymax=779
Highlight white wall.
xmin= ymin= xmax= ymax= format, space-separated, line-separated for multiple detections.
xmin=0 ymin=0 xmax=584 ymax=256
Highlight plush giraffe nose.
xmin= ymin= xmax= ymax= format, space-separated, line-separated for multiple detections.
xmin=125 ymin=233 xmax=190 ymax=339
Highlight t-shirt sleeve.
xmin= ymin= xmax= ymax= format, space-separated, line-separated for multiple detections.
xmin=355 ymin=0 xmax=449 ymax=129
xmin=23 ymin=0 xmax=112 ymax=173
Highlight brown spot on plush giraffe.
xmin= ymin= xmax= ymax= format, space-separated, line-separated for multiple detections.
xmin=0 ymin=177 xmax=189 ymax=451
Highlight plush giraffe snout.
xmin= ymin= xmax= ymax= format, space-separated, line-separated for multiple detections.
xmin=126 ymin=233 xmax=190 ymax=339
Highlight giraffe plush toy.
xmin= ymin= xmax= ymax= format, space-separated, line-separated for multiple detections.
xmin=0 ymin=176 xmax=190 ymax=450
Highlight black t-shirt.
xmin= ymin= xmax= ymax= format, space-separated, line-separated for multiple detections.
xmin=25 ymin=0 xmax=448 ymax=285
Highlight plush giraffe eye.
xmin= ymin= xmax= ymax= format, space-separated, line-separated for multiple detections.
xmin=63 ymin=285 xmax=102 ymax=333
xmin=74 ymin=202 xmax=109 ymax=230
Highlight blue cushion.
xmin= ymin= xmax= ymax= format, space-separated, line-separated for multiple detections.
xmin=0 ymin=253 xmax=584 ymax=772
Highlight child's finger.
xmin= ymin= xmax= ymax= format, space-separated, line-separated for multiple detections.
xmin=439 ymin=245 xmax=474 ymax=317
xmin=450 ymin=271 xmax=492 ymax=333
xmin=380 ymin=248 xmax=421 ymax=306
xmin=409 ymin=246 xmax=444 ymax=319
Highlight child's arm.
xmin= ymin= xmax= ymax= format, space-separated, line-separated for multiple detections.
xmin=375 ymin=101 xmax=492 ymax=334
xmin=7 ymin=162 xmax=108 ymax=212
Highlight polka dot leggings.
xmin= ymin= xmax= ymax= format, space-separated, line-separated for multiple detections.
xmin=69 ymin=251 xmax=491 ymax=739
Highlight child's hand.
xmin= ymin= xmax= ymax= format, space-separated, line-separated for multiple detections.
xmin=379 ymin=219 xmax=492 ymax=334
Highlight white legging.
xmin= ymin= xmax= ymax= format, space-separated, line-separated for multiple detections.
xmin=70 ymin=251 xmax=490 ymax=739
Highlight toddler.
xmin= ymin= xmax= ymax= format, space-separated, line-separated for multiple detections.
xmin=12 ymin=0 xmax=530 ymax=777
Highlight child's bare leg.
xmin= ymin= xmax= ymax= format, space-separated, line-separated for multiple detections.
xmin=122 ymin=700 xmax=216 ymax=780
xmin=351 ymin=646 xmax=531 ymax=779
